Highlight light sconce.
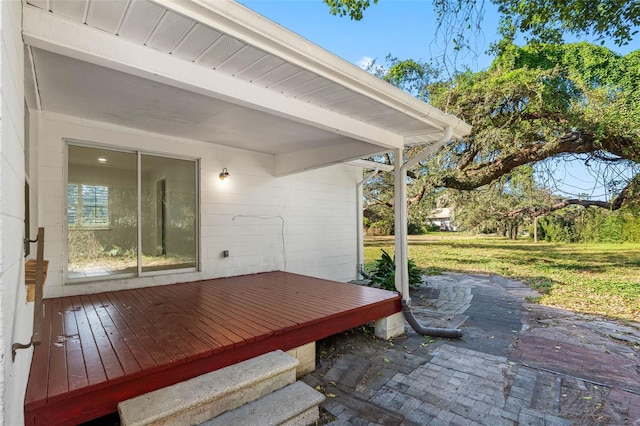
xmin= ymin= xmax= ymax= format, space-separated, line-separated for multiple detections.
xmin=219 ymin=167 xmax=230 ymax=180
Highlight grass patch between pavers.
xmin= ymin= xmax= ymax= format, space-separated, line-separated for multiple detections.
xmin=364 ymin=234 xmax=640 ymax=322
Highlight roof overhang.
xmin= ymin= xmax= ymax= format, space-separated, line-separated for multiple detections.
xmin=23 ymin=0 xmax=471 ymax=176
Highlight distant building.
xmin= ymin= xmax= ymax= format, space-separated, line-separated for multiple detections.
xmin=427 ymin=208 xmax=457 ymax=231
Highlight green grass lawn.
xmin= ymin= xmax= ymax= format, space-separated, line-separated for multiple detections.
xmin=364 ymin=234 xmax=640 ymax=322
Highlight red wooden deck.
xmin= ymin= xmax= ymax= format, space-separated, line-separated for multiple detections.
xmin=24 ymin=271 xmax=401 ymax=425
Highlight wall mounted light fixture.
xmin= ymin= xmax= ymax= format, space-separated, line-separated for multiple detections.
xmin=219 ymin=167 xmax=230 ymax=180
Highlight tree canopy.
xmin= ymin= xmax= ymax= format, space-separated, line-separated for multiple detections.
xmin=428 ymin=43 xmax=640 ymax=208
xmin=323 ymin=0 xmax=640 ymax=48
xmin=362 ymin=43 xmax=640 ymax=235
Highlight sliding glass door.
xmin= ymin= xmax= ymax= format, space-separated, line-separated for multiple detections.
xmin=67 ymin=144 xmax=197 ymax=281
xmin=141 ymin=154 xmax=196 ymax=272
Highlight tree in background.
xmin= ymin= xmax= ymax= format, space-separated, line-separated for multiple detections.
xmin=450 ymin=166 xmax=554 ymax=239
xmin=361 ymin=151 xmax=444 ymax=236
xmin=360 ymin=43 xmax=640 ymax=236
xmin=428 ymin=43 xmax=640 ymax=211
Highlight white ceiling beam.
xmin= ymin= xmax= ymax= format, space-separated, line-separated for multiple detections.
xmin=345 ymin=159 xmax=394 ymax=172
xmin=274 ymin=141 xmax=385 ymax=176
xmin=22 ymin=5 xmax=405 ymax=151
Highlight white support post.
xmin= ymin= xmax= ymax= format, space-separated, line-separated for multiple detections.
xmin=394 ymin=127 xmax=453 ymax=304
xmin=393 ymin=148 xmax=408 ymax=300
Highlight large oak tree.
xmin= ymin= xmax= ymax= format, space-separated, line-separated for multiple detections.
xmin=362 ymin=43 xmax=639 ymax=231
xmin=428 ymin=43 xmax=640 ymax=209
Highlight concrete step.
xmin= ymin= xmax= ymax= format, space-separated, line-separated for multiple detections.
xmin=118 ymin=350 xmax=299 ymax=426
xmin=202 ymin=380 xmax=325 ymax=426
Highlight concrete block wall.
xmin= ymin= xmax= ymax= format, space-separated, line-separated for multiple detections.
xmin=35 ymin=111 xmax=360 ymax=298
xmin=1 ymin=1 xmax=36 ymax=424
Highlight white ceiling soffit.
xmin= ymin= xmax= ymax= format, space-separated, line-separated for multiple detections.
xmin=32 ymin=47 xmax=360 ymax=155
xmin=23 ymin=0 xmax=471 ymax=175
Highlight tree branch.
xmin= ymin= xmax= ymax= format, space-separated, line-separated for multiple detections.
xmin=499 ymin=174 xmax=639 ymax=218
xmin=436 ymin=131 xmax=611 ymax=190
xmin=408 ymin=186 xmax=426 ymax=205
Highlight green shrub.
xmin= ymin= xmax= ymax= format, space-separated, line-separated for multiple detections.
xmin=407 ymin=220 xmax=425 ymax=235
xmin=532 ymin=207 xmax=640 ymax=243
xmin=363 ymin=217 xmax=372 ymax=229
xmin=596 ymin=214 xmax=624 ymax=243
xmin=367 ymin=220 xmax=394 ymax=236
xmin=622 ymin=212 xmax=640 ymax=242
xmin=425 ymin=224 xmax=441 ymax=232
xmin=369 ymin=249 xmax=423 ymax=292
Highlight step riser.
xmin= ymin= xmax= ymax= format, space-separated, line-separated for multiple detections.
xmin=157 ymin=369 xmax=296 ymax=426
xmin=119 ymin=350 xmax=299 ymax=426
xmin=203 ymin=381 xmax=325 ymax=426
xmin=280 ymin=407 xmax=320 ymax=426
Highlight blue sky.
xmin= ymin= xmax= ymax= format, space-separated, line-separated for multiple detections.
xmin=240 ymin=1 xmax=638 ymax=72
xmin=240 ymin=0 xmax=503 ymax=72
xmin=239 ymin=1 xmax=639 ymax=199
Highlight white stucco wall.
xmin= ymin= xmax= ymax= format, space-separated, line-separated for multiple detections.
xmin=36 ymin=111 xmax=360 ymax=298
xmin=1 ymin=1 xmax=35 ymax=424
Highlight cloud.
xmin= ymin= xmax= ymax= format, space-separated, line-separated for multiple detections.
xmin=357 ymin=56 xmax=388 ymax=75
xmin=357 ymin=56 xmax=375 ymax=70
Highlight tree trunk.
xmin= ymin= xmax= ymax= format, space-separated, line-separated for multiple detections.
xmin=534 ymin=216 xmax=538 ymax=243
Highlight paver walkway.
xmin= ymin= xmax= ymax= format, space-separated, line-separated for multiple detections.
xmin=303 ymin=273 xmax=640 ymax=425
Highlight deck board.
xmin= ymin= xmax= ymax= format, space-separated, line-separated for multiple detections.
xmin=24 ymin=299 xmax=51 ymax=410
xmin=71 ymin=296 xmax=110 ymax=387
xmin=61 ymin=297 xmax=88 ymax=392
xmin=102 ymin=291 xmax=174 ymax=365
xmin=24 ymin=271 xmax=401 ymax=425
xmin=92 ymin=293 xmax=158 ymax=372
xmin=47 ymin=298 xmax=68 ymax=399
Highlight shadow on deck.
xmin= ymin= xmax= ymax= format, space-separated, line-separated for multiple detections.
xmin=24 ymin=271 xmax=401 ymax=425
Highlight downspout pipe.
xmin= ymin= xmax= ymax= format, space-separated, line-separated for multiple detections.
xmin=357 ymin=168 xmax=379 ymax=279
xmin=402 ymin=300 xmax=463 ymax=338
xmin=394 ymin=126 xmax=462 ymax=338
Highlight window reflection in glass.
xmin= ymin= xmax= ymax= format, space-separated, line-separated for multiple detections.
xmin=67 ymin=146 xmax=137 ymax=278
xmin=141 ymin=155 xmax=197 ymax=272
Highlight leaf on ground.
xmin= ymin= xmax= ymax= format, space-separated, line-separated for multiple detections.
xmin=326 ymin=393 xmax=336 ymax=398
xmin=383 ymin=357 xmax=390 ymax=363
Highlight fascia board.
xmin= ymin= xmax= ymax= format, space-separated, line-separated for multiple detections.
xmin=155 ymin=0 xmax=472 ymax=138
xmin=23 ymin=5 xmax=405 ymax=151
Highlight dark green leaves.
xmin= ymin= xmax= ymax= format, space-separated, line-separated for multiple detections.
xmin=322 ymin=0 xmax=378 ymax=20
xmin=495 ymin=0 xmax=640 ymax=47
xmin=370 ymin=249 xmax=423 ymax=291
